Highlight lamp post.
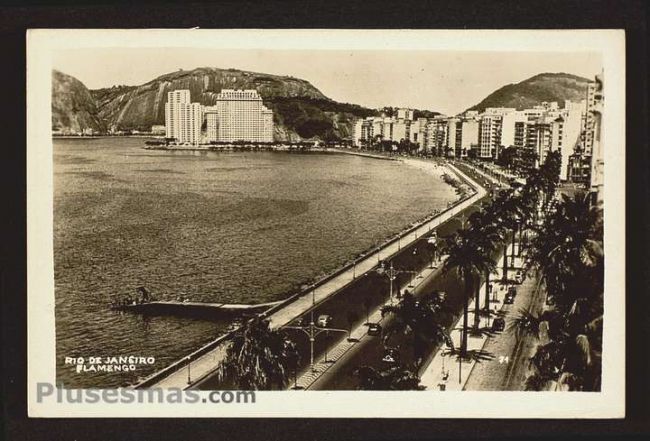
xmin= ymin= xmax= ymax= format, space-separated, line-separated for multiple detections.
xmin=427 ymin=232 xmax=438 ymax=268
xmin=377 ymin=261 xmax=417 ymax=304
xmin=186 ymin=356 xmax=191 ymax=385
xmin=284 ymin=289 xmax=348 ymax=374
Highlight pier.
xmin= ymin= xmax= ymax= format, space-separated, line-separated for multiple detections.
xmin=111 ymin=300 xmax=281 ymax=319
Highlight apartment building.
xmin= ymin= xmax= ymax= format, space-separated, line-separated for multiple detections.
xmin=214 ymin=89 xmax=274 ymax=143
xmin=165 ymin=90 xmax=202 ymax=144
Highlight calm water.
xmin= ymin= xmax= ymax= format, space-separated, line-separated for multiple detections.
xmin=54 ymin=138 xmax=458 ymax=387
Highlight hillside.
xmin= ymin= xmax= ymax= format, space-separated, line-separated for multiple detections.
xmin=467 ymin=73 xmax=592 ymax=112
xmin=89 ymin=67 xmax=376 ymax=141
xmin=52 ymin=70 xmax=105 ymax=134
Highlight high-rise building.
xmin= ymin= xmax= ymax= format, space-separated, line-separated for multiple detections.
xmin=204 ymin=106 xmax=219 ymax=142
xmin=588 ymin=74 xmax=604 ymax=203
xmin=525 ymin=116 xmax=553 ymax=167
xmin=556 ymin=101 xmax=584 ymax=181
xmin=165 ymin=90 xmax=202 ymax=144
xmin=446 ymin=118 xmax=460 ymax=157
xmin=459 ymin=119 xmax=479 ymax=158
xmin=501 ymin=111 xmax=527 ymax=148
xmin=397 ymin=108 xmax=414 ymax=121
xmin=214 ymin=89 xmax=274 ymax=143
xmin=478 ymin=113 xmax=503 ymax=159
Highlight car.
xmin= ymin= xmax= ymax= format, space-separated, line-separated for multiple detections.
xmin=367 ymin=323 xmax=382 ymax=336
xmin=514 ymin=271 xmax=523 ymax=284
xmin=316 ymin=314 xmax=333 ymax=328
xmin=504 ymin=290 xmax=516 ymax=305
xmin=491 ymin=317 xmax=506 ymax=332
xmin=382 ymin=348 xmax=400 ymax=365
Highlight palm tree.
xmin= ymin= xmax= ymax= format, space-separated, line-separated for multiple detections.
xmin=489 ymin=191 xmax=520 ymax=283
xmin=216 ymin=317 xmax=299 ymax=390
xmin=467 ymin=210 xmax=502 ymax=314
xmin=353 ymin=364 xmax=424 ymax=390
xmin=527 ymin=192 xmax=603 ymax=311
xmin=381 ymin=290 xmax=451 ymax=369
xmin=520 ymin=191 xmax=603 ymax=391
xmin=442 ymin=228 xmax=494 ymax=354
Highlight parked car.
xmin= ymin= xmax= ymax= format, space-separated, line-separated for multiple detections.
xmin=316 ymin=314 xmax=333 ymax=328
xmin=491 ymin=317 xmax=506 ymax=332
xmin=514 ymin=270 xmax=523 ymax=284
xmin=367 ymin=323 xmax=382 ymax=336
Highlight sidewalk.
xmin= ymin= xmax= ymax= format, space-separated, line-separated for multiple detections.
xmin=419 ymin=244 xmax=525 ymax=391
xmin=463 ymin=267 xmax=544 ymax=391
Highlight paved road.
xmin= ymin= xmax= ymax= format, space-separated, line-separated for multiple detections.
xmin=462 ymin=266 xmax=544 ymax=391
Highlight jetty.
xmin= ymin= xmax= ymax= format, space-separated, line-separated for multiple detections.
xmin=111 ymin=300 xmax=281 ymax=319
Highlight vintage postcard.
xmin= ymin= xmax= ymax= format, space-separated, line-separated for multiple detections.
xmin=27 ymin=29 xmax=625 ymax=417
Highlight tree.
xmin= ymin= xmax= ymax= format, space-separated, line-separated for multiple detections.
xmin=527 ymin=192 xmax=603 ymax=311
xmin=217 ymin=318 xmax=299 ymax=390
xmin=520 ymin=191 xmax=603 ymax=391
xmin=467 ymin=210 xmax=503 ymax=314
xmin=381 ymin=291 xmax=451 ymax=369
xmin=353 ymin=364 xmax=424 ymax=390
xmin=487 ymin=190 xmax=521 ymax=283
xmin=442 ymin=228 xmax=494 ymax=354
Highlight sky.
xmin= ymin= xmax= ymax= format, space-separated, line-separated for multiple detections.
xmin=53 ymin=48 xmax=602 ymax=115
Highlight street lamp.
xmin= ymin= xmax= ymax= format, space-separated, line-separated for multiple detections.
xmin=427 ymin=232 xmax=439 ymax=268
xmin=377 ymin=261 xmax=417 ymax=304
xmin=284 ymin=289 xmax=348 ymax=374
xmin=186 ymin=356 xmax=191 ymax=385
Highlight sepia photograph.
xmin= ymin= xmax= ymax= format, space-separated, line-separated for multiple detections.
xmin=26 ymin=29 xmax=625 ymax=418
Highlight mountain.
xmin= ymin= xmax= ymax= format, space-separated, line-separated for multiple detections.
xmin=88 ymin=67 xmax=377 ymax=141
xmin=467 ymin=73 xmax=592 ymax=113
xmin=52 ymin=70 xmax=105 ymax=134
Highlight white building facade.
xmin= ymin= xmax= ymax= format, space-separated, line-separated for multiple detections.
xmin=214 ymin=89 xmax=274 ymax=143
xmin=165 ymin=90 xmax=202 ymax=144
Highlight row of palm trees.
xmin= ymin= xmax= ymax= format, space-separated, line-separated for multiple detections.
xmin=353 ymin=153 xmax=563 ymax=389
xmin=214 ymin=151 xmax=602 ymax=391
xmin=440 ymin=152 xmax=563 ymax=361
xmin=514 ymin=190 xmax=603 ymax=391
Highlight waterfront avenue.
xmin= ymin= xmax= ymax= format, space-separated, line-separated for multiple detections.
xmin=137 ymin=160 xmax=492 ymax=390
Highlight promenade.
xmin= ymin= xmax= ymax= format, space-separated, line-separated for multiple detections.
xmin=137 ymin=159 xmax=487 ymax=390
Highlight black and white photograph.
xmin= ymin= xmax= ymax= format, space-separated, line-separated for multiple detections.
xmin=25 ymin=29 xmax=625 ymax=418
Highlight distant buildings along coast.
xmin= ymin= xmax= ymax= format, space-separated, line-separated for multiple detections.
xmin=353 ymin=72 xmax=604 ymax=195
xmin=164 ymin=89 xmax=274 ymax=145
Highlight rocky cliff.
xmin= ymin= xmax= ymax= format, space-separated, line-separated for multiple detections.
xmin=89 ymin=67 xmax=376 ymax=141
xmin=467 ymin=72 xmax=592 ymax=112
xmin=52 ymin=70 xmax=105 ymax=133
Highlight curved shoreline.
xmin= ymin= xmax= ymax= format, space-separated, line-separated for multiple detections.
xmin=135 ymin=156 xmax=486 ymax=389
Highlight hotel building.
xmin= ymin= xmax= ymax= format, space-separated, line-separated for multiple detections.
xmin=165 ymin=90 xmax=202 ymax=144
xmin=213 ymin=89 xmax=274 ymax=143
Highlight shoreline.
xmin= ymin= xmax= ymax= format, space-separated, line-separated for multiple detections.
xmin=134 ymin=157 xmax=484 ymax=389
